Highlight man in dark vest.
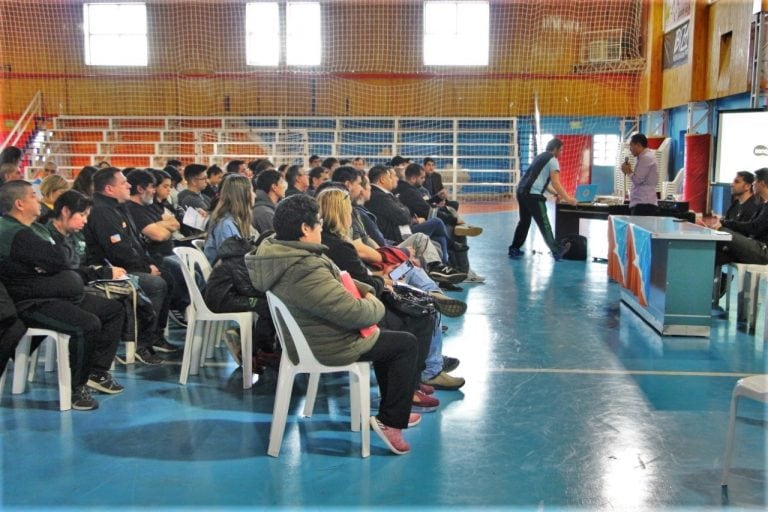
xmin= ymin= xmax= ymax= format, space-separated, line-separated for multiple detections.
xmin=508 ymin=138 xmax=576 ymax=260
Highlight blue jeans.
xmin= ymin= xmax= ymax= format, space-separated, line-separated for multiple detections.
xmin=412 ymin=218 xmax=450 ymax=264
xmin=402 ymin=267 xmax=444 ymax=379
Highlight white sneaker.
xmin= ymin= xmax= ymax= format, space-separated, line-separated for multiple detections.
xmin=464 ymin=269 xmax=486 ymax=283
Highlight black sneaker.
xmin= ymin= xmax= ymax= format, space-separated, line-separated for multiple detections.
xmin=438 ymin=282 xmax=463 ymax=292
xmin=152 ymin=337 xmax=180 ymax=353
xmin=135 ymin=346 xmax=164 ymax=365
xmin=168 ymin=309 xmax=187 ymax=327
xmin=87 ymin=371 xmax=125 ymax=395
xmin=428 ymin=264 xmax=467 ymax=284
xmin=72 ymin=385 xmax=99 ymax=411
xmin=429 ymin=292 xmax=467 ymax=317
xmin=442 ymin=356 xmax=460 ymax=373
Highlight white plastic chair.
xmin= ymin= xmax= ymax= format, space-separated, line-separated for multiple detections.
xmin=0 ymin=328 xmax=72 ymax=411
xmin=191 ymin=238 xmax=206 ymax=253
xmin=721 ymin=375 xmax=768 ymax=487
xmin=173 ymin=247 xmax=254 ymax=389
xmin=266 ymin=291 xmax=371 ymax=458
xmin=723 ymin=263 xmax=768 ymax=328
xmin=661 ymin=167 xmax=685 ymax=200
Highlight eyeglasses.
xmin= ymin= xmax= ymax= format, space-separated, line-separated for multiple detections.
xmin=316 ymin=217 xmax=324 ymax=227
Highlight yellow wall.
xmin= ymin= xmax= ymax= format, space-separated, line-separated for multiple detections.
xmin=0 ymin=0 xmax=642 ymax=118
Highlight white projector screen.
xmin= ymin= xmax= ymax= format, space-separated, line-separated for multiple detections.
xmin=715 ymin=110 xmax=768 ymax=184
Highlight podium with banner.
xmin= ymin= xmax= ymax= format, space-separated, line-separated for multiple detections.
xmin=608 ymin=216 xmax=731 ymax=336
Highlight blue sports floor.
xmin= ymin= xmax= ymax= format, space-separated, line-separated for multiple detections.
xmin=2 ymin=210 xmax=767 ymax=510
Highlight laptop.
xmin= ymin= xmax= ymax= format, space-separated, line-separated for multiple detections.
xmin=574 ymin=184 xmax=599 ymax=205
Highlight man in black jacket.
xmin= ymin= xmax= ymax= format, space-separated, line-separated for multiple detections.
xmin=82 ymin=168 xmax=172 ymax=363
xmin=0 ymin=180 xmax=124 ymax=410
xmin=710 ymin=167 xmax=768 ymax=266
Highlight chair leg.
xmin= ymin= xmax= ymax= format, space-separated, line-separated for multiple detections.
xmin=12 ymin=335 xmax=32 ymax=394
xmin=721 ymin=391 xmax=741 ymax=486
xmin=202 ymin=321 xmax=214 ymax=363
xmin=179 ymin=309 xmax=198 ymax=385
xmin=268 ymin=360 xmax=297 ymax=457
xmin=303 ymin=373 xmax=320 ymax=417
xmin=239 ymin=318 xmax=253 ymax=390
xmin=0 ymin=364 xmax=7 ymax=397
xmin=350 ymin=372 xmax=361 ymax=432
xmin=27 ymin=341 xmax=42 ymax=383
xmin=189 ymin=319 xmax=205 ymax=377
xmin=55 ymin=334 xmax=72 ymax=411
xmin=359 ymin=365 xmax=371 ymax=458
xmin=124 ymin=340 xmax=136 ymax=365
xmin=44 ymin=338 xmax=55 ymax=372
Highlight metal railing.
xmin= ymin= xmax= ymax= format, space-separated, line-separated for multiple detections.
xmin=0 ymin=91 xmax=42 ymax=152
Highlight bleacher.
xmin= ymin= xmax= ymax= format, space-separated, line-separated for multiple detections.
xmin=25 ymin=115 xmax=522 ymax=200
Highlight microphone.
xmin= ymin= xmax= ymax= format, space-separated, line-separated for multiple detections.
xmin=624 ymin=157 xmax=629 ymax=164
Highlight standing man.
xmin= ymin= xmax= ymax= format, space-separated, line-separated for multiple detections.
xmin=621 ymin=133 xmax=658 ymax=215
xmin=508 ymin=138 xmax=576 ymax=260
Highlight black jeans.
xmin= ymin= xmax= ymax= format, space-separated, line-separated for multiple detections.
xmin=358 ymin=329 xmax=418 ymax=430
xmin=17 ymin=294 xmax=124 ymax=387
xmin=380 ymin=308 xmax=433 ymax=392
xmin=716 ymin=229 xmax=768 ymax=266
xmin=134 ymin=271 xmax=170 ymax=343
xmin=511 ymin=192 xmax=557 ymax=253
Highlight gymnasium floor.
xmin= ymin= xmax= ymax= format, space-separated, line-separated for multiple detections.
xmin=2 ymin=208 xmax=766 ymax=510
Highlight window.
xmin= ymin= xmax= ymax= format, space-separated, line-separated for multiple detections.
xmin=423 ymin=1 xmax=489 ymax=66
xmin=246 ymin=2 xmax=321 ymax=67
xmin=286 ymin=2 xmax=321 ymax=66
xmin=593 ymin=134 xmax=620 ymax=166
xmin=83 ymin=3 xmax=147 ymax=66
xmin=246 ymin=3 xmax=280 ymax=66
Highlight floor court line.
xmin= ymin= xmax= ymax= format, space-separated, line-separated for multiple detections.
xmin=488 ymin=367 xmax=759 ymax=378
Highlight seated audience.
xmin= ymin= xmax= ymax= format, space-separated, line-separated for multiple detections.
xmin=72 ymin=166 xmax=99 ymax=197
xmin=38 ymin=174 xmax=70 ymax=224
xmin=178 ymin=164 xmax=212 ymax=212
xmin=0 ymin=181 xmax=124 ymax=410
xmin=724 ymin=171 xmax=760 ymax=223
xmin=204 ymin=174 xmax=256 ymax=264
xmin=285 ymin=165 xmax=309 ymax=197
xmin=125 ymin=169 xmax=188 ymax=327
xmin=307 ymin=166 xmax=330 ymax=195
xmin=203 ymin=235 xmax=278 ymax=368
xmin=202 ymin=165 xmax=224 ymax=200
xmin=316 ymin=187 xmax=464 ymax=392
xmin=246 ymin=194 xmax=419 ymax=454
xmin=709 ymin=168 xmax=768 ymax=267
xmin=82 ymin=167 xmax=172 ymax=363
xmin=252 ymin=169 xmax=286 ymax=233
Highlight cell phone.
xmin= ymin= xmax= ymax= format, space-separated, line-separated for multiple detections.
xmin=389 ymin=259 xmax=414 ymax=281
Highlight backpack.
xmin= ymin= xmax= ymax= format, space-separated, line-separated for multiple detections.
xmin=559 ymin=234 xmax=587 ymax=261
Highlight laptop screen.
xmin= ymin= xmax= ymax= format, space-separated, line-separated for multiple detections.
xmin=575 ymin=184 xmax=598 ymax=203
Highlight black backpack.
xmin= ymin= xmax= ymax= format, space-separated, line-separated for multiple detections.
xmin=558 ymin=234 xmax=587 ymax=261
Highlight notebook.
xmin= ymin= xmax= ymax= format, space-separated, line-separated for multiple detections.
xmin=338 ymin=271 xmax=378 ymax=338
xmin=574 ymin=184 xmax=599 ymax=204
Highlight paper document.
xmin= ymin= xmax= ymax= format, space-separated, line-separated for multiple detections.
xmin=182 ymin=207 xmax=209 ymax=231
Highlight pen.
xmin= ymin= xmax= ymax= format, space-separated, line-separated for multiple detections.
xmin=104 ymin=258 xmax=113 ymax=267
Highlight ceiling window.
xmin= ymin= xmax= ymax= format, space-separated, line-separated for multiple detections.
xmin=246 ymin=2 xmax=321 ymax=67
xmin=83 ymin=3 xmax=147 ymax=66
xmin=424 ymin=1 xmax=489 ymax=66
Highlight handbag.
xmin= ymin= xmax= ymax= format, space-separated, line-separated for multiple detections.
xmin=381 ymin=283 xmax=437 ymax=318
